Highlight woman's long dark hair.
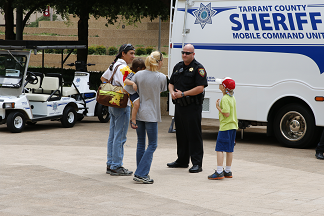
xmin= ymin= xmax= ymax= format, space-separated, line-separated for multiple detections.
xmin=109 ymin=52 xmax=123 ymax=71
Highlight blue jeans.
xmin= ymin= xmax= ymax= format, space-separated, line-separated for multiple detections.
xmin=107 ymin=106 xmax=131 ymax=170
xmin=134 ymin=121 xmax=158 ymax=178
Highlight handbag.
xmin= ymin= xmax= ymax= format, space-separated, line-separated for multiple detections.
xmin=96 ymin=64 xmax=129 ymax=108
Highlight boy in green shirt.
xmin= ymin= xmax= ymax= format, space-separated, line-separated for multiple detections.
xmin=208 ymin=77 xmax=238 ymax=180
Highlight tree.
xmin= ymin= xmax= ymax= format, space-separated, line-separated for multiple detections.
xmin=0 ymin=0 xmax=51 ymax=39
xmin=0 ymin=0 xmax=170 ymax=70
xmin=55 ymin=0 xmax=170 ymax=70
xmin=1 ymin=0 xmax=15 ymax=39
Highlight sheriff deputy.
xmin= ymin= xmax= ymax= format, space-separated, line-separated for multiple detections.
xmin=167 ymin=43 xmax=208 ymax=173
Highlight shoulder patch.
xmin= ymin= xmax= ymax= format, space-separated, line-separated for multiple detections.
xmin=198 ymin=68 xmax=206 ymax=77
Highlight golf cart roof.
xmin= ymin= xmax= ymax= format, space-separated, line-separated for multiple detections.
xmin=0 ymin=40 xmax=88 ymax=72
xmin=0 ymin=40 xmax=87 ymax=50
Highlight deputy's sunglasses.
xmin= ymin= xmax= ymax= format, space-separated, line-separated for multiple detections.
xmin=181 ymin=51 xmax=193 ymax=55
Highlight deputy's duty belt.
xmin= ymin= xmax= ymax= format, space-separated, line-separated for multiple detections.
xmin=172 ymin=95 xmax=204 ymax=106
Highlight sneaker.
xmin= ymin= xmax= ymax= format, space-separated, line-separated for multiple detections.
xmin=208 ymin=171 xmax=225 ymax=180
xmin=133 ymin=175 xmax=154 ymax=184
xmin=224 ymin=170 xmax=233 ymax=178
xmin=110 ymin=167 xmax=133 ymax=176
xmin=106 ymin=166 xmax=112 ymax=174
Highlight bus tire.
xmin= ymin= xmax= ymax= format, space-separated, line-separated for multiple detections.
xmin=273 ymin=103 xmax=317 ymax=148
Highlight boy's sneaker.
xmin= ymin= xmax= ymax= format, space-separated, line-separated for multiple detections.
xmin=110 ymin=167 xmax=133 ymax=176
xmin=106 ymin=166 xmax=112 ymax=174
xmin=208 ymin=171 xmax=225 ymax=180
xmin=224 ymin=170 xmax=233 ymax=178
xmin=133 ymin=175 xmax=154 ymax=184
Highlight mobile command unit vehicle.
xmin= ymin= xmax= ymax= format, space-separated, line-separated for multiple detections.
xmin=169 ymin=0 xmax=324 ymax=148
xmin=0 ymin=41 xmax=109 ymax=133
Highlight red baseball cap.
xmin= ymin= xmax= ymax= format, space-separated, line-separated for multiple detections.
xmin=215 ymin=77 xmax=235 ymax=90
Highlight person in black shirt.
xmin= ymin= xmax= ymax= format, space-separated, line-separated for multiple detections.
xmin=315 ymin=129 xmax=324 ymax=160
xmin=167 ymin=44 xmax=208 ymax=173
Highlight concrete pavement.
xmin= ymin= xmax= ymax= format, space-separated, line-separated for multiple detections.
xmin=1 ymin=116 xmax=323 ymax=216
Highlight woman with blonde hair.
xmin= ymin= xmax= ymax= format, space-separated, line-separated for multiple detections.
xmin=131 ymin=51 xmax=167 ymax=184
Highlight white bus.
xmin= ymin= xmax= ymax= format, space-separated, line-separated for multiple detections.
xmin=168 ymin=0 xmax=324 ymax=148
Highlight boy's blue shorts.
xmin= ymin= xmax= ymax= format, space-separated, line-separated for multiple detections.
xmin=216 ymin=129 xmax=236 ymax=152
xmin=129 ymin=92 xmax=139 ymax=103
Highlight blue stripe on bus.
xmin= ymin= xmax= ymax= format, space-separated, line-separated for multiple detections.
xmin=173 ymin=43 xmax=324 ymax=74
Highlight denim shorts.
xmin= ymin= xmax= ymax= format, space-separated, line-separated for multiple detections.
xmin=215 ymin=129 xmax=236 ymax=152
xmin=130 ymin=92 xmax=139 ymax=102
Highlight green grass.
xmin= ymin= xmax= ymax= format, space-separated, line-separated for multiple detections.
xmin=23 ymin=32 xmax=77 ymax=37
xmin=29 ymin=32 xmax=59 ymax=36
xmin=0 ymin=31 xmax=77 ymax=37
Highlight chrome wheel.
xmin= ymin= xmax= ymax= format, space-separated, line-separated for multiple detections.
xmin=280 ymin=111 xmax=306 ymax=141
xmin=274 ymin=103 xmax=317 ymax=148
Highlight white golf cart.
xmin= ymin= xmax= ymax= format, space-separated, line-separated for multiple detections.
xmin=66 ymin=61 xmax=109 ymax=123
xmin=0 ymin=41 xmax=109 ymax=133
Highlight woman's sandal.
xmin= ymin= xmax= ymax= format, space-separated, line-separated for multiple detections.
xmin=130 ymin=120 xmax=138 ymax=129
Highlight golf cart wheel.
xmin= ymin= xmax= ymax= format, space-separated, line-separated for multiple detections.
xmin=61 ymin=106 xmax=77 ymax=128
xmin=7 ymin=112 xmax=26 ymax=133
xmin=97 ymin=104 xmax=110 ymax=123
xmin=273 ymin=103 xmax=316 ymax=148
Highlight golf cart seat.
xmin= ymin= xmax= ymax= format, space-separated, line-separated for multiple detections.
xmin=26 ymin=76 xmax=61 ymax=102
xmin=62 ymin=87 xmax=78 ymax=96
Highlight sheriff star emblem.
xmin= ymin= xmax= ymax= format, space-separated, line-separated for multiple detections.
xmin=193 ymin=3 xmax=217 ymax=29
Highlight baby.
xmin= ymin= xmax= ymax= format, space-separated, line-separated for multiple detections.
xmin=124 ymin=58 xmax=146 ymax=129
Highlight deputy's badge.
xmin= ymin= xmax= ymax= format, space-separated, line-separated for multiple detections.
xmin=198 ymin=68 xmax=206 ymax=77
xmin=189 ymin=67 xmax=194 ymax=72
xmin=179 ymin=68 xmax=183 ymax=73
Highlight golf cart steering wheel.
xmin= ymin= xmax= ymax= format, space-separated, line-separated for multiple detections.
xmin=26 ymin=71 xmax=38 ymax=85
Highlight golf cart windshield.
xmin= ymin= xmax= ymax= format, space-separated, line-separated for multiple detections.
xmin=0 ymin=52 xmax=27 ymax=88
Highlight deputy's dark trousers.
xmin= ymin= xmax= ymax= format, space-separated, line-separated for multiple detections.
xmin=174 ymin=103 xmax=203 ymax=166
xmin=316 ymin=129 xmax=324 ymax=153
